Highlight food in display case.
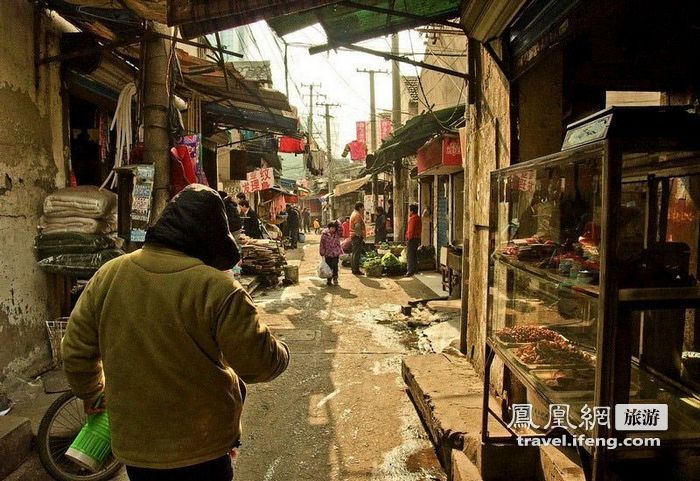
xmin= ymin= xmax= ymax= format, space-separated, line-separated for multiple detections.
xmin=532 ymin=368 xmax=596 ymax=392
xmin=512 ymin=339 xmax=595 ymax=368
xmin=496 ymin=326 xmax=565 ymax=344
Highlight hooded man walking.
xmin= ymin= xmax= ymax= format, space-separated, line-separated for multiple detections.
xmin=62 ymin=184 xmax=289 ymax=481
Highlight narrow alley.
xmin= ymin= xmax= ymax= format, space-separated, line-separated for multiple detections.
xmin=4 ymin=3 xmax=700 ymax=481
xmin=235 ymin=236 xmax=446 ymax=481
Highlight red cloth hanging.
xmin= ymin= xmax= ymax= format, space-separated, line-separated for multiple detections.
xmin=348 ymin=141 xmax=367 ymax=161
xmin=170 ymin=145 xmax=197 ymax=196
xmin=279 ymin=136 xmax=305 ymax=154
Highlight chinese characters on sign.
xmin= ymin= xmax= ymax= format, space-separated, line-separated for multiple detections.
xmin=516 ymin=171 xmax=536 ymax=192
xmin=240 ymin=168 xmax=274 ymax=194
xmin=615 ymin=404 xmax=668 ymax=431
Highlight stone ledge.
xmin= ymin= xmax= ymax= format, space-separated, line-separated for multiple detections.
xmin=402 ymin=353 xmax=586 ymax=481
xmin=0 ymin=416 xmax=32 ymax=479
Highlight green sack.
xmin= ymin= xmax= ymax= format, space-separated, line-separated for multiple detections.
xmin=35 ymin=233 xmax=121 ymax=259
xmin=38 ymin=249 xmax=124 ymax=278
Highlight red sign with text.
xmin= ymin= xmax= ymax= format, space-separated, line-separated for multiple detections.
xmin=240 ymin=167 xmax=274 ymax=193
xmin=416 ymin=135 xmax=462 ymax=174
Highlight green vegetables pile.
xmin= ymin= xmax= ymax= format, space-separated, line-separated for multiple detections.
xmin=381 ymin=253 xmax=407 ymax=276
xmin=362 ymin=251 xmax=382 ymax=269
xmin=380 ymin=253 xmax=401 ymax=268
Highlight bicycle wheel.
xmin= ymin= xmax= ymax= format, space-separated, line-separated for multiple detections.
xmin=37 ymin=391 xmax=123 ymax=481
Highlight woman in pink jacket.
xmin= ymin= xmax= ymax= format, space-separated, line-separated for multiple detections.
xmin=319 ymin=221 xmax=343 ymax=286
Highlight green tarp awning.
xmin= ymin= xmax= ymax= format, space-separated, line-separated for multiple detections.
xmin=268 ymin=0 xmax=462 ymax=48
xmin=368 ymin=104 xmax=466 ymax=174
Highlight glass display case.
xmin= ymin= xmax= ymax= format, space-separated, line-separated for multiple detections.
xmin=482 ymin=107 xmax=700 ymax=479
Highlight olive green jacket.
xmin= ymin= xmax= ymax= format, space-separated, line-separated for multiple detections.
xmin=62 ymin=245 xmax=289 ymax=468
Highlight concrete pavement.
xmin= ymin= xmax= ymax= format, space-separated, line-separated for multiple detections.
xmin=234 ymin=236 xmax=446 ymax=480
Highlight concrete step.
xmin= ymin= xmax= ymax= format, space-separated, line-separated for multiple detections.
xmin=452 ymin=449 xmax=483 ymax=481
xmin=402 ymin=353 xmax=585 ymax=481
xmin=402 ymin=353 xmax=484 ymax=477
xmin=0 ymin=416 xmax=32 ymax=479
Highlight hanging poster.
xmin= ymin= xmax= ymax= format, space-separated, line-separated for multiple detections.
xmin=356 ymin=121 xmax=367 ymax=143
xmin=380 ymin=118 xmax=393 ymax=141
xmin=130 ymin=164 xmax=155 ymax=242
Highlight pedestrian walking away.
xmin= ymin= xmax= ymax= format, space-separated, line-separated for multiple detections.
xmin=313 ymin=218 xmax=321 ymax=234
xmin=319 ymin=221 xmax=343 ymax=285
xmin=350 ymin=202 xmax=366 ymax=275
xmin=302 ymin=207 xmax=312 ymax=233
xmin=61 ymin=184 xmax=290 ymax=481
xmin=405 ymin=203 xmax=422 ymax=277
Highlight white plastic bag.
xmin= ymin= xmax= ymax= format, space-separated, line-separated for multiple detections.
xmin=317 ymin=259 xmax=333 ymax=279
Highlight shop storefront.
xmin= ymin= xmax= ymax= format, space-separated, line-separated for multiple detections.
xmin=416 ymin=134 xmax=464 ymax=294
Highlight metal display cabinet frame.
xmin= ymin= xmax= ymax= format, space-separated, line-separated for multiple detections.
xmin=481 ymin=107 xmax=700 ymax=481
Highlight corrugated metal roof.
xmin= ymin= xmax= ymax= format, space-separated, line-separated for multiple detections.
xmin=402 ymin=76 xmax=420 ymax=103
xmin=268 ymin=0 xmax=462 ymax=48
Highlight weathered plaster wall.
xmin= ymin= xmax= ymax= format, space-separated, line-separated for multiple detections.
xmin=464 ymin=41 xmax=512 ymax=374
xmin=419 ymin=33 xmax=468 ymax=111
xmin=0 ymin=2 xmax=66 ymax=382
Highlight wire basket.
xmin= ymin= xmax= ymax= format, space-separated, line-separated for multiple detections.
xmin=45 ymin=318 xmax=69 ymax=366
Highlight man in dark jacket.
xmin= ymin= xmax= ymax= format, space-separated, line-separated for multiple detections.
xmin=375 ymin=206 xmax=387 ymax=245
xmin=62 ymin=185 xmax=289 ymax=481
xmin=302 ymin=208 xmax=312 ymax=233
xmin=219 ymin=191 xmax=243 ymax=235
xmin=285 ymin=204 xmax=300 ymax=249
xmin=239 ymin=199 xmax=263 ymax=239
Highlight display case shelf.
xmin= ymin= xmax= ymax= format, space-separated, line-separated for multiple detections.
xmin=495 ymin=254 xmax=600 ymax=299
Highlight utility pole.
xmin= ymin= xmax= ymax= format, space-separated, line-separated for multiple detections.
xmin=302 ymin=83 xmax=321 ymax=180
xmin=357 ymin=68 xmax=389 ymax=217
xmin=317 ymin=101 xmax=340 ymax=219
xmin=144 ymin=22 xmax=171 ymax=222
xmin=390 ymin=33 xmax=407 ymax=241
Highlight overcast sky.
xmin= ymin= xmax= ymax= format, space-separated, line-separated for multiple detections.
xmin=234 ymin=22 xmax=426 ymax=156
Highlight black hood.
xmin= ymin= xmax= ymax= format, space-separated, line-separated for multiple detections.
xmin=145 ymin=184 xmax=240 ymax=270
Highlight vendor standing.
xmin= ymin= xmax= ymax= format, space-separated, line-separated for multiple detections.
xmin=405 ymin=204 xmax=422 ymax=277
xmin=350 ymin=202 xmax=366 ymax=275
xmin=239 ymin=200 xmax=263 ymax=239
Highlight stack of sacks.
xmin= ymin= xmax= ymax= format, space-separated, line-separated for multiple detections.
xmin=39 ymin=186 xmax=117 ymax=234
xmin=36 ymin=186 xmax=124 ymax=278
